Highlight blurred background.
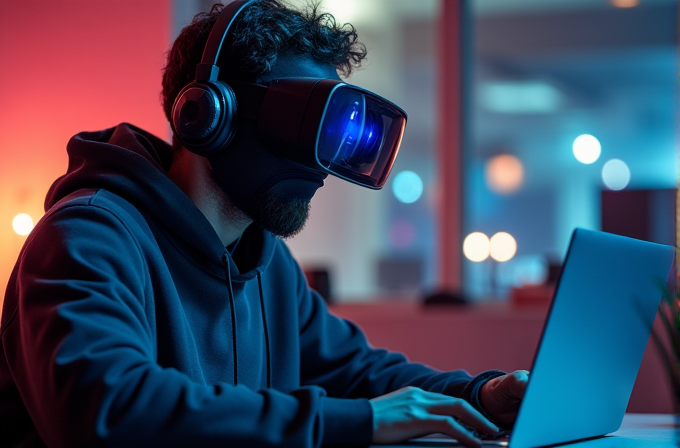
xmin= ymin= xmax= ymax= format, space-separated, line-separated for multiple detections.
xmin=1 ymin=0 xmax=676 ymax=306
xmin=293 ymin=0 xmax=679 ymax=302
xmin=0 ymin=0 xmax=676 ymax=413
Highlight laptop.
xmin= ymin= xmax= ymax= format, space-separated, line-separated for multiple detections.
xmin=411 ymin=228 xmax=676 ymax=448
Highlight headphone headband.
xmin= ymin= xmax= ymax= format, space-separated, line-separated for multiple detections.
xmin=195 ymin=0 xmax=256 ymax=82
xmin=171 ymin=0 xmax=257 ymax=156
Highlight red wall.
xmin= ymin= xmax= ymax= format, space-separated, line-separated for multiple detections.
xmin=0 ymin=1 xmax=171 ymax=311
xmin=331 ymin=302 xmax=674 ymax=413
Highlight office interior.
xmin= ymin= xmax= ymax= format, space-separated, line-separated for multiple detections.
xmin=0 ymin=0 xmax=677 ymax=414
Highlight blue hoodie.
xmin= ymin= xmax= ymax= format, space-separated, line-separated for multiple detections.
xmin=0 ymin=123 xmax=503 ymax=448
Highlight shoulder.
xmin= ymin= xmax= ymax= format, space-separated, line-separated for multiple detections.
xmin=49 ymin=188 xmax=146 ymax=225
xmin=24 ymin=188 xmax=155 ymax=273
xmin=6 ymin=188 xmax=153 ymax=316
xmin=42 ymin=188 xmax=153 ymax=244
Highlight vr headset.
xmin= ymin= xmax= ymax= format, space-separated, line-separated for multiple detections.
xmin=170 ymin=0 xmax=407 ymax=189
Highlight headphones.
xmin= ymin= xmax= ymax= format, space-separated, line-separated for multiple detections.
xmin=170 ymin=0 xmax=256 ymax=157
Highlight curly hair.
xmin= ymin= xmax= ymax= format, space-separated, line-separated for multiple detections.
xmin=161 ymin=0 xmax=367 ymax=124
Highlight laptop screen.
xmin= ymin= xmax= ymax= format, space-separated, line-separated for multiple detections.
xmin=510 ymin=228 xmax=675 ymax=448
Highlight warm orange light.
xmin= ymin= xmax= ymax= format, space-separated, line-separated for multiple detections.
xmin=610 ymin=0 xmax=639 ymax=7
xmin=490 ymin=232 xmax=517 ymax=262
xmin=12 ymin=213 xmax=34 ymax=236
xmin=485 ymin=154 xmax=524 ymax=194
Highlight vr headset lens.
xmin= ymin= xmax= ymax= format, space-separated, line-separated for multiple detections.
xmin=317 ymin=86 xmax=406 ymax=188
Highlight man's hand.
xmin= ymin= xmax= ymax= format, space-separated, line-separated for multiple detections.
xmin=479 ymin=370 xmax=529 ymax=429
xmin=369 ymin=386 xmax=500 ymax=447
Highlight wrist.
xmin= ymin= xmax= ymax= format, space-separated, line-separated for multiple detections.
xmin=471 ymin=371 xmax=505 ymax=427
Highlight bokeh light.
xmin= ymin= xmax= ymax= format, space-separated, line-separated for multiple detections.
xmin=490 ymin=232 xmax=517 ymax=262
xmin=463 ymin=232 xmax=490 ymax=262
xmin=485 ymin=154 xmax=524 ymax=194
xmin=601 ymin=159 xmax=630 ymax=190
xmin=392 ymin=171 xmax=424 ymax=204
xmin=12 ymin=213 xmax=34 ymax=236
xmin=610 ymin=0 xmax=639 ymax=7
xmin=572 ymin=134 xmax=601 ymax=164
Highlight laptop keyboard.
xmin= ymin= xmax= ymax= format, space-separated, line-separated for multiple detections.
xmin=464 ymin=424 xmax=511 ymax=440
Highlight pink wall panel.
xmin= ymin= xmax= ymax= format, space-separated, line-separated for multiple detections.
xmin=330 ymin=302 xmax=674 ymax=413
xmin=0 ymin=1 xmax=171 ymax=309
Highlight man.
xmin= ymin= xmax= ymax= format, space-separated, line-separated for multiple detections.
xmin=0 ymin=1 xmax=527 ymax=447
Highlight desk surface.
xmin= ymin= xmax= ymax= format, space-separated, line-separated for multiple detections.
xmin=375 ymin=414 xmax=679 ymax=447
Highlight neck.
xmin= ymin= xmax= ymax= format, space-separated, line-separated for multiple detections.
xmin=168 ymin=147 xmax=252 ymax=248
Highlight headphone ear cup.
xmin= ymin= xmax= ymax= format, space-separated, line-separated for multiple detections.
xmin=171 ymin=80 xmax=237 ymax=157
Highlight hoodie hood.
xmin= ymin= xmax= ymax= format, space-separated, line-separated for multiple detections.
xmin=45 ymin=123 xmax=275 ymax=277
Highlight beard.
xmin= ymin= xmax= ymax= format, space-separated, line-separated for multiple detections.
xmin=207 ymin=165 xmax=312 ymax=240
xmin=249 ymin=190 xmax=311 ymax=239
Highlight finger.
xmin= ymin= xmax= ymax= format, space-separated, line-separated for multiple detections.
xmin=488 ymin=371 xmax=528 ymax=401
xmin=513 ymin=370 xmax=530 ymax=381
xmin=423 ymin=393 xmax=499 ymax=434
xmin=428 ymin=415 xmax=483 ymax=448
xmin=504 ymin=370 xmax=529 ymax=399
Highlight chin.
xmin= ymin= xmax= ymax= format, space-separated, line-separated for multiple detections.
xmin=251 ymin=194 xmax=311 ymax=239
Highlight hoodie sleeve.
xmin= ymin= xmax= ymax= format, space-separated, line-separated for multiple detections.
xmin=2 ymin=200 xmax=368 ymax=448
xmin=297 ymin=267 xmax=505 ymax=417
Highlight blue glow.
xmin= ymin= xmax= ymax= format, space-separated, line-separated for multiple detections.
xmin=601 ymin=159 xmax=630 ymax=190
xmin=320 ymin=90 xmax=383 ymax=170
xmin=572 ymin=134 xmax=601 ymax=164
xmin=392 ymin=171 xmax=423 ymax=204
xmin=355 ymin=111 xmax=382 ymax=164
